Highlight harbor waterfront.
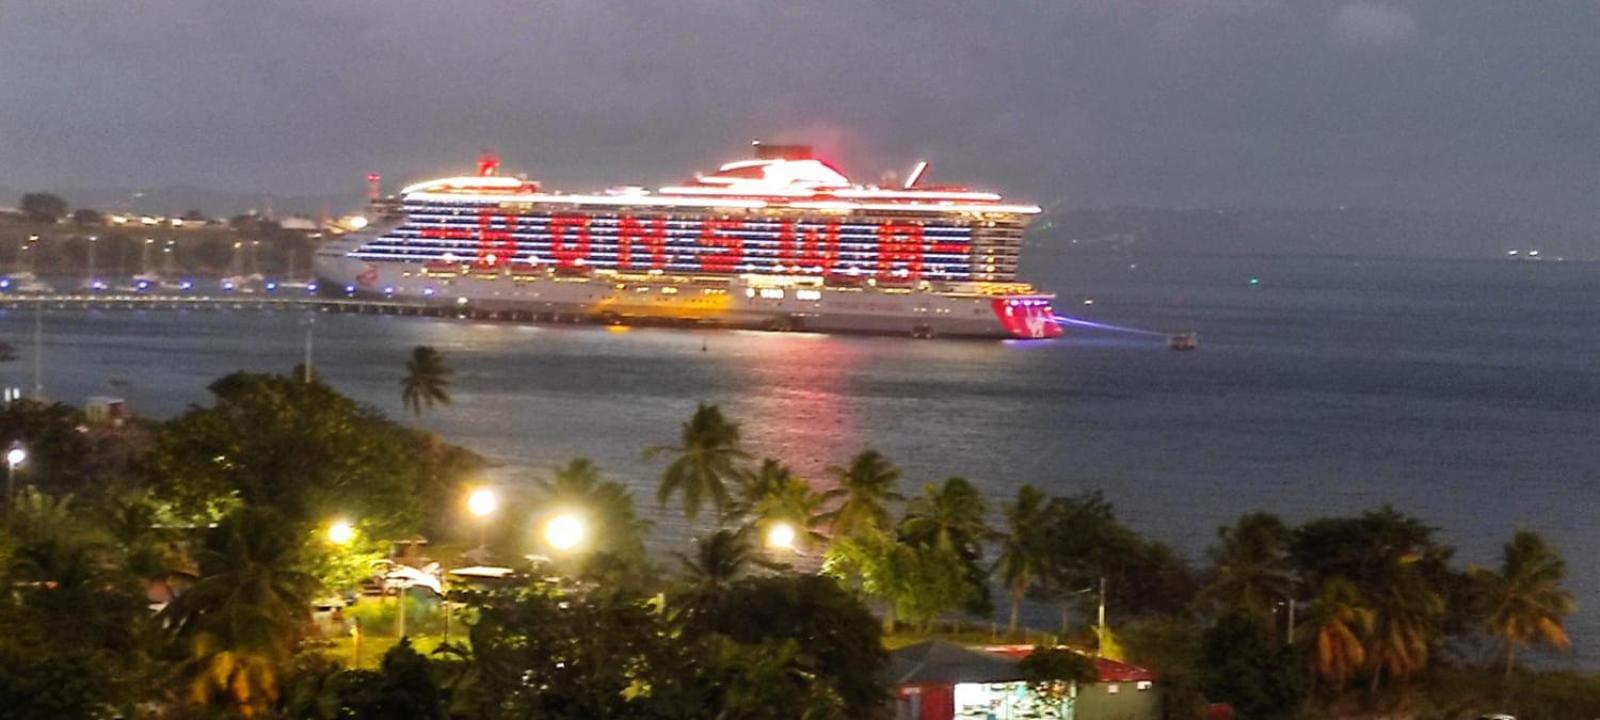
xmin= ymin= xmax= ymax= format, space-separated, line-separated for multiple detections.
xmin=6 ymin=252 xmax=1598 ymax=665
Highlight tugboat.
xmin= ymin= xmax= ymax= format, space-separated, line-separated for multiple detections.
xmin=1168 ymin=332 xmax=1199 ymax=351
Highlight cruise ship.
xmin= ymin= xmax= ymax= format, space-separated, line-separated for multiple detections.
xmin=314 ymin=144 xmax=1062 ymax=339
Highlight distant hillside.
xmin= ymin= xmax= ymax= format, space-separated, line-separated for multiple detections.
xmin=1038 ymin=207 xmax=1595 ymax=261
xmin=0 ymin=184 xmax=362 ymax=220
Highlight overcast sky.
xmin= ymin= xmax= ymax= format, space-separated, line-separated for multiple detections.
xmin=1 ymin=0 xmax=1596 ymax=225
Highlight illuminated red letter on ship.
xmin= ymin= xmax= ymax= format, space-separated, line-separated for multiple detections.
xmin=618 ymin=216 xmax=668 ymax=270
xmin=697 ymin=218 xmax=744 ymax=274
xmin=549 ymin=214 xmax=591 ymax=269
xmin=777 ymin=220 xmax=840 ymax=275
xmin=474 ymin=210 xmax=517 ymax=268
xmin=875 ymin=223 xmax=924 ymax=281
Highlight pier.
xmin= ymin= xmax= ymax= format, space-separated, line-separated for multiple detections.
xmin=0 ymin=292 xmax=632 ymax=326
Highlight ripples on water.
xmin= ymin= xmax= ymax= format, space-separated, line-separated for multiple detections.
xmin=4 ymin=254 xmax=1597 ymax=664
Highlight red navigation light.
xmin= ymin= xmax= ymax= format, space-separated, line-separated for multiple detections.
xmin=365 ymin=173 xmax=381 ymax=200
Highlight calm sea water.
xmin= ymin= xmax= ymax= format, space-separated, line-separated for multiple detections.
xmin=3 ymin=253 xmax=1597 ymax=664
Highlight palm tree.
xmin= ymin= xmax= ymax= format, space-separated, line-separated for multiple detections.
xmin=821 ymin=450 xmax=905 ymax=540
xmin=160 ymin=508 xmax=317 ymax=715
xmin=400 ymin=345 xmax=453 ymax=420
xmin=1476 ymin=530 xmax=1575 ymax=681
xmin=735 ymin=459 xmax=828 ymax=550
xmin=995 ymin=484 xmax=1050 ymax=634
xmin=534 ymin=458 xmax=651 ymax=560
xmin=1299 ymin=577 xmax=1373 ymax=693
xmin=677 ymin=528 xmax=755 ymax=611
xmin=1205 ymin=512 xmax=1295 ymax=630
xmin=647 ymin=403 xmax=749 ymax=521
xmin=900 ymin=476 xmax=991 ymax=554
xmin=1364 ymin=572 xmax=1443 ymax=695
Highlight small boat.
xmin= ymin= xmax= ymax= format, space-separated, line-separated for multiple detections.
xmin=1168 ymin=332 xmax=1199 ymax=351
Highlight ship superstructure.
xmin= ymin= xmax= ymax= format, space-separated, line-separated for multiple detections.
xmin=315 ymin=144 xmax=1061 ymax=339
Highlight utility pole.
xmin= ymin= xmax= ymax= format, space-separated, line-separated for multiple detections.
xmin=32 ymin=303 xmax=43 ymax=399
xmin=303 ymin=316 xmax=315 ymax=383
xmin=1096 ymin=575 xmax=1107 ymax=656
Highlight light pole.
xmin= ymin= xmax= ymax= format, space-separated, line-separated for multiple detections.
xmin=467 ymin=487 xmax=499 ymax=552
xmin=5 ymin=444 xmax=26 ymax=507
xmin=86 ymin=235 xmax=98 ymax=290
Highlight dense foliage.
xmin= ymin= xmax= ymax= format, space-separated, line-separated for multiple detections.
xmin=0 ymin=367 xmax=1587 ymax=719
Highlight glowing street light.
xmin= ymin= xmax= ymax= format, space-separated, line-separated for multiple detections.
xmin=543 ymin=513 xmax=587 ymax=553
xmin=764 ymin=521 xmax=797 ymax=552
xmin=327 ymin=519 xmax=355 ymax=545
xmin=467 ymin=487 xmax=499 ymax=518
xmin=467 ymin=487 xmax=499 ymax=551
xmin=4 ymin=444 xmax=25 ymax=507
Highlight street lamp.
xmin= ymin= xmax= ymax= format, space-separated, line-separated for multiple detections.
xmin=5 ymin=443 xmax=25 ymax=506
xmin=543 ymin=512 xmax=587 ymax=553
xmin=467 ymin=487 xmax=499 ymax=518
xmin=467 ymin=487 xmax=498 ymax=551
xmin=327 ymin=518 xmax=355 ymax=545
xmin=764 ymin=521 xmax=797 ymax=552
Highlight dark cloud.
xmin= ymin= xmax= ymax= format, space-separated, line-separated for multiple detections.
xmin=1 ymin=0 xmax=1597 ymax=228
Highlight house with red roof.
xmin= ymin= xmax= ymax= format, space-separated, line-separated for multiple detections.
xmin=888 ymin=640 xmax=1160 ymax=720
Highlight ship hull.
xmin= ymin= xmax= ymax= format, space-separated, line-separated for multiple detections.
xmin=315 ymin=254 xmax=1060 ymax=340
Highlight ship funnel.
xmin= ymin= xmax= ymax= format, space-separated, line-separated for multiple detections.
xmin=751 ymin=140 xmax=815 ymax=161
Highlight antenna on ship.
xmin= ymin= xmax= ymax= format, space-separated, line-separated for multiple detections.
xmin=904 ymin=161 xmax=929 ymax=189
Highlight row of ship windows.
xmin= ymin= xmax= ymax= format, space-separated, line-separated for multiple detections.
xmin=405 ymin=203 xmax=1024 ymax=227
xmin=357 ymin=243 xmax=980 ymax=265
xmin=351 ymin=254 xmax=979 ymax=281
xmin=402 ymin=212 xmax=980 ymax=235
xmin=392 ymin=226 xmax=974 ymax=244
xmin=380 ymin=285 xmax=974 ymax=315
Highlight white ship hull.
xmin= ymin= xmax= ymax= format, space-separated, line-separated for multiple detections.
xmin=315 ymin=251 xmax=1059 ymax=339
